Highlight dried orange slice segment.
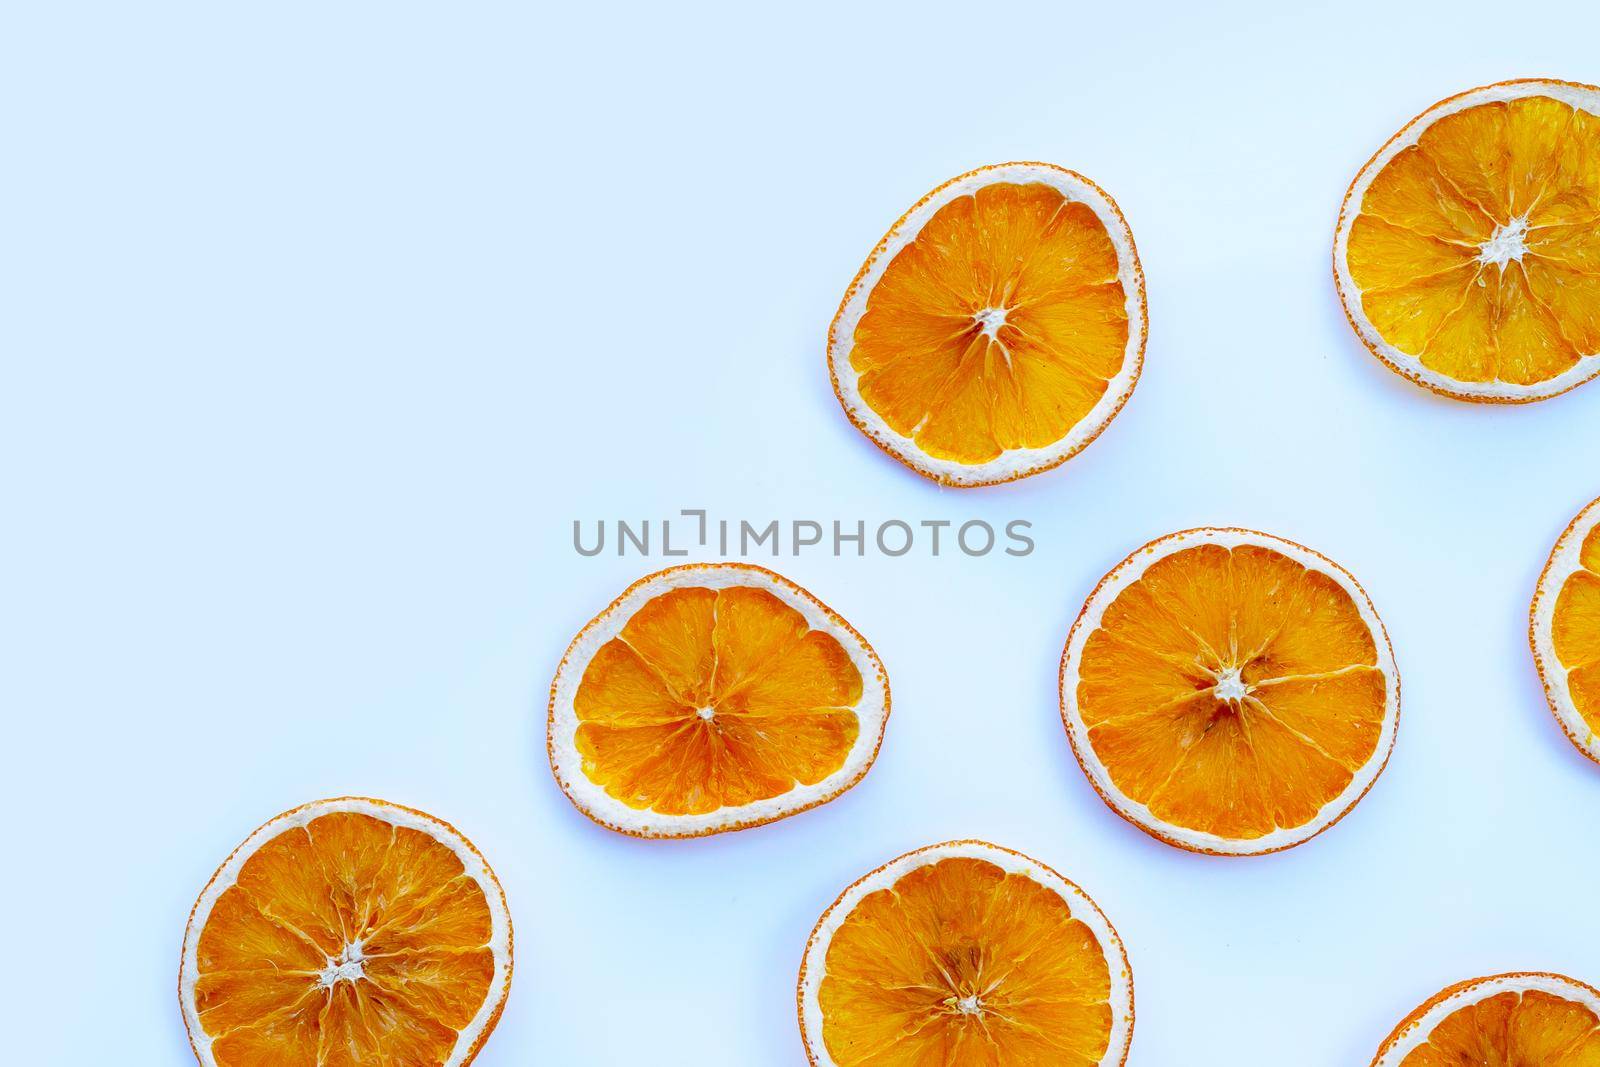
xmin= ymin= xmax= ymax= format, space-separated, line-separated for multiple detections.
xmin=548 ymin=563 xmax=889 ymax=837
xmin=1532 ymin=494 xmax=1600 ymax=763
xmin=1060 ymin=528 xmax=1400 ymax=855
xmin=1371 ymin=972 xmax=1600 ymax=1065
xmin=1335 ymin=79 xmax=1600 ymax=402
xmin=829 ymin=162 xmax=1147 ymax=486
xmin=798 ymin=840 xmax=1133 ymax=1067
xmin=178 ymin=797 xmax=512 ymax=1067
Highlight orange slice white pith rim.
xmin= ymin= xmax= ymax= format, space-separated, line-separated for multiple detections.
xmin=1371 ymin=972 xmax=1600 ymax=1065
xmin=178 ymin=797 xmax=512 ymax=1067
xmin=548 ymin=563 xmax=889 ymax=838
xmin=1061 ymin=528 xmax=1400 ymax=855
xmin=798 ymin=840 xmax=1133 ymax=1067
xmin=1334 ymin=79 xmax=1600 ymax=402
xmin=829 ymin=162 xmax=1147 ymax=486
xmin=1532 ymin=494 xmax=1600 ymax=763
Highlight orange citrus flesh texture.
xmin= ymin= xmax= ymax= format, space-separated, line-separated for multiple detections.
xmin=1553 ymin=523 xmax=1600 ymax=734
xmin=193 ymin=812 xmax=496 ymax=1066
xmin=574 ymin=586 xmax=863 ymax=815
xmin=819 ymin=857 xmax=1113 ymax=1066
xmin=1348 ymin=95 xmax=1600 ymax=387
xmin=1078 ymin=544 xmax=1387 ymax=841
xmin=851 ymin=181 xmax=1129 ymax=464
xmin=1399 ymin=988 xmax=1600 ymax=1065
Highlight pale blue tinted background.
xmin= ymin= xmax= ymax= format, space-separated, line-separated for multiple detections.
xmin=5 ymin=1 xmax=1600 ymax=1063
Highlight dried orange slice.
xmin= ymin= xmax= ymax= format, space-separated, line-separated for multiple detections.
xmin=548 ymin=563 xmax=889 ymax=837
xmin=178 ymin=797 xmax=512 ymax=1067
xmin=1371 ymin=972 xmax=1600 ymax=1065
xmin=1532 ymin=494 xmax=1600 ymax=763
xmin=828 ymin=162 xmax=1147 ymax=486
xmin=798 ymin=840 xmax=1133 ymax=1067
xmin=1060 ymin=528 xmax=1400 ymax=855
xmin=1335 ymin=79 xmax=1600 ymax=402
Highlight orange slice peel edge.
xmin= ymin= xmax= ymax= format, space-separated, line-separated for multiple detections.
xmin=797 ymin=839 xmax=1134 ymax=1067
xmin=828 ymin=161 xmax=1148 ymax=486
xmin=177 ymin=796 xmax=513 ymax=1067
xmin=1334 ymin=78 xmax=1600 ymax=403
xmin=547 ymin=563 xmax=890 ymax=839
xmin=1060 ymin=527 xmax=1401 ymax=856
xmin=1371 ymin=972 xmax=1600 ymax=1065
xmin=1531 ymin=493 xmax=1600 ymax=763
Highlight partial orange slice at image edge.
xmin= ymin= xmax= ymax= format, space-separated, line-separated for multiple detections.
xmin=1531 ymin=493 xmax=1600 ymax=764
xmin=1334 ymin=78 xmax=1600 ymax=403
xmin=798 ymin=840 xmax=1134 ymax=1067
xmin=178 ymin=797 xmax=512 ymax=1067
xmin=828 ymin=161 xmax=1148 ymax=486
xmin=548 ymin=563 xmax=890 ymax=838
xmin=1371 ymin=972 xmax=1600 ymax=1065
xmin=1061 ymin=527 xmax=1401 ymax=856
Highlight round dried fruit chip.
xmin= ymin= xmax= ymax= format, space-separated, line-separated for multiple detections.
xmin=829 ymin=162 xmax=1147 ymax=486
xmin=548 ymin=563 xmax=889 ymax=838
xmin=798 ymin=840 xmax=1133 ymax=1067
xmin=178 ymin=797 xmax=512 ymax=1067
xmin=1372 ymin=972 xmax=1600 ymax=1065
xmin=1531 ymin=493 xmax=1600 ymax=762
xmin=1061 ymin=528 xmax=1400 ymax=855
xmin=1335 ymin=79 xmax=1600 ymax=402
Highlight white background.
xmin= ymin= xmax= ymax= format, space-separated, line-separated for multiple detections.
xmin=6 ymin=2 xmax=1600 ymax=1064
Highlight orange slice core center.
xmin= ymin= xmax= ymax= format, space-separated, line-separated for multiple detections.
xmin=1479 ymin=217 xmax=1531 ymax=269
xmin=1213 ymin=665 xmax=1251 ymax=702
xmin=316 ymin=943 xmax=367 ymax=989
